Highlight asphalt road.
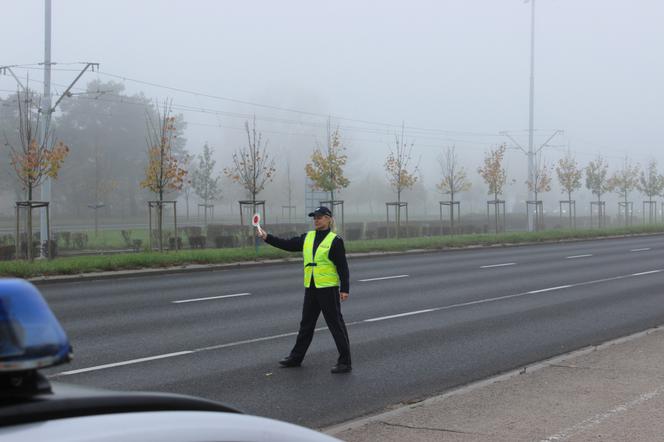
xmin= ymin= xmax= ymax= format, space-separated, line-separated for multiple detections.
xmin=41 ymin=235 xmax=664 ymax=429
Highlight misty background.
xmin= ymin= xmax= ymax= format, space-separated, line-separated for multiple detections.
xmin=1 ymin=0 xmax=663 ymax=226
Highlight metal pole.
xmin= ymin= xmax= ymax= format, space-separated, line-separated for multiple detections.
xmin=39 ymin=0 xmax=52 ymax=257
xmin=46 ymin=204 xmax=50 ymax=258
xmin=148 ymin=203 xmax=153 ymax=251
xmin=527 ymin=0 xmax=536 ymax=232
xmin=174 ymin=202 xmax=178 ymax=251
xmin=15 ymin=204 xmax=19 ymax=260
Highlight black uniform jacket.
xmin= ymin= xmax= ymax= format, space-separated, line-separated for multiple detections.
xmin=265 ymin=229 xmax=350 ymax=293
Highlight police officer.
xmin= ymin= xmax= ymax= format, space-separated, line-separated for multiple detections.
xmin=257 ymin=206 xmax=351 ymax=374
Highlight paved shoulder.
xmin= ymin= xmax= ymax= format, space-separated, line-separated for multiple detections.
xmin=329 ymin=326 xmax=664 ymax=442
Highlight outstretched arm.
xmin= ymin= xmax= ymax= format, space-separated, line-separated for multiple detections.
xmin=258 ymin=230 xmax=306 ymax=252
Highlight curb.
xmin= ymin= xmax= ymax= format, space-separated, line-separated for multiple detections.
xmin=24 ymin=231 xmax=664 ymax=285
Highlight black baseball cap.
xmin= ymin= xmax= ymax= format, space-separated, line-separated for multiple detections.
xmin=308 ymin=206 xmax=332 ymax=217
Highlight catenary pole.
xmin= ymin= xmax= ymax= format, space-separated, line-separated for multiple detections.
xmin=39 ymin=0 xmax=53 ymax=257
xmin=527 ymin=0 xmax=536 ymax=231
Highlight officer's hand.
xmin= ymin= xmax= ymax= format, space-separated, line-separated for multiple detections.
xmin=256 ymin=228 xmax=267 ymax=240
xmin=340 ymin=292 xmax=349 ymax=302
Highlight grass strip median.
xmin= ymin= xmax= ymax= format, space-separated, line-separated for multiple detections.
xmin=1 ymin=225 xmax=663 ymax=278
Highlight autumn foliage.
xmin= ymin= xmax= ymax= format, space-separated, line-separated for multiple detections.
xmin=584 ymin=155 xmax=610 ymax=202
xmin=477 ymin=144 xmax=508 ymax=201
xmin=556 ymin=153 xmax=583 ymax=202
xmin=305 ymin=126 xmax=349 ymax=201
xmin=9 ymin=90 xmax=69 ymax=201
xmin=384 ymin=131 xmax=418 ymax=201
xmin=140 ymin=103 xmax=187 ymax=199
xmin=436 ymin=145 xmax=471 ymax=199
xmin=526 ymin=157 xmax=552 ymax=200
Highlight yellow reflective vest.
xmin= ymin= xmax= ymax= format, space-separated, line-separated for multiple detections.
xmin=303 ymin=231 xmax=340 ymax=288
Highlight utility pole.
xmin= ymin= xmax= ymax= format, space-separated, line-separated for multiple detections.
xmin=527 ymin=0 xmax=536 ymax=232
xmin=37 ymin=0 xmax=98 ymax=256
xmin=40 ymin=0 xmax=52 ymax=258
xmin=501 ymin=128 xmax=563 ymax=229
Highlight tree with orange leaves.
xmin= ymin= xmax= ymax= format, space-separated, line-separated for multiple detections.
xmin=6 ymin=88 xmax=69 ymax=260
xmin=305 ymin=123 xmax=349 ymax=202
xmin=556 ymin=152 xmax=583 ymax=228
xmin=140 ymin=101 xmax=187 ymax=251
xmin=478 ymin=144 xmax=509 ymax=233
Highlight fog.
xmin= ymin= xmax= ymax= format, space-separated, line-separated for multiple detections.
xmin=1 ymin=0 xmax=663 ymax=224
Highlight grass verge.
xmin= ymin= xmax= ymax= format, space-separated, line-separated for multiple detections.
xmin=1 ymin=224 xmax=663 ymax=279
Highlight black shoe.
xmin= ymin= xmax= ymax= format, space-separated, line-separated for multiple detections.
xmin=331 ymin=363 xmax=352 ymax=374
xmin=278 ymin=356 xmax=302 ymax=367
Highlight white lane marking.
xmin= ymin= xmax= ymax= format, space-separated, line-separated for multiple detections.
xmin=172 ymin=293 xmax=251 ymax=304
xmin=364 ymin=309 xmax=436 ymax=322
xmin=540 ymin=385 xmax=664 ymax=441
xmin=527 ymin=285 xmax=572 ymax=294
xmin=565 ymin=254 xmax=592 ymax=259
xmin=632 ymin=270 xmax=662 ymax=276
xmin=53 ymin=269 xmax=664 ymax=377
xmin=480 ymin=262 xmax=516 ymax=269
xmin=358 ymin=274 xmax=409 ymax=282
xmin=631 ymin=248 xmax=651 ymax=252
xmin=57 ymin=351 xmax=194 ymax=376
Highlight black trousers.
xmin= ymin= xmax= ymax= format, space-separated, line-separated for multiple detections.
xmin=290 ymin=286 xmax=351 ymax=365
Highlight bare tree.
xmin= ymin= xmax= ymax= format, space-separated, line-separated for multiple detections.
xmin=224 ymin=117 xmax=276 ymax=220
xmin=436 ymin=145 xmax=471 ymax=231
xmin=384 ymin=123 xmax=418 ymax=235
xmin=192 ymin=143 xmax=221 ymax=225
xmin=180 ymin=153 xmax=194 ymax=221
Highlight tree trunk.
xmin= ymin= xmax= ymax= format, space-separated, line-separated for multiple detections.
xmin=396 ymin=189 xmax=401 ymax=238
xmin=27 ymin=185 xmax=33 ymax=261
xmin=568 ymin=191 xmax=573 ymax=229
xmin=494 ymin=192 xmax=499 ymax=234
xmin=450 ymin=191 xmax=455 ymax=234
xmin=158 ymin=190 xmax=164 ymax=252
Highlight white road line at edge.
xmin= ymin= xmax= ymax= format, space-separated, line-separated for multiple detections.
xmin=527 ymin=285 xmax=572 ymax=294
xmin=172 ymin=293 xmax=251 ymax=304
xmin=53 ymin=268 xmax=664 ymax=377
xmin=631 ymin=248 xmax=651 ymax=252
xmin=480 ymin=262 xmax=516 ymax=269
xmin=540 ymin=385 xmax=664 ymax=441
xmin=57 ymin=351 xmax=195 ymax=376
xmin=358 ymin=274 xmax=409 ymax=282
xmin=632 ymin=270 xmax=662 ymax=276
xmin=565 ymin=254 xmax=593 ymax=259
xmin=364 ymin=309 xmax=436 ymax=322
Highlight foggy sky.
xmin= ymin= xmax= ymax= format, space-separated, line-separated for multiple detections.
xmin=2 ymin=0 xmax=663 ymax=195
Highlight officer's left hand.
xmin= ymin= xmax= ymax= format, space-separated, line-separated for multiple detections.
xmin=340 ymin=292 xmax=349 ymax=302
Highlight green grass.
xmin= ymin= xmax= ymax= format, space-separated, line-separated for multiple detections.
xmin=56 ymin=229 xmax=151 ymax=249
xmin=2 ymin=224 xmax=663 ymax=278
